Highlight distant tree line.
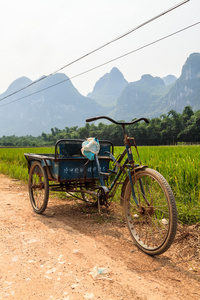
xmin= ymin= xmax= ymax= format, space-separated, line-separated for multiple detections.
xmin=0 ymin=106 xmax=199 ymax=147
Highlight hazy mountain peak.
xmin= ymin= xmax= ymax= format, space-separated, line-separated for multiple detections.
xmin=0 ymin=73 xmax=105 ymax=136
xmin=87 ymin=67 xmax=128 ymax=106
xmin=140 ymin=74 xmax=165 ymax=87
xmin=110 ymin=67 xmax=125 ymax=78
xmin=162 ymin=75 xmax=177 ymax=86
xmin=0 ymin=52 xmax=199 ymax=137
xmin=180 ymin=52 xmax=200 ymax=80
xmin=5 ymin=76 xmax=32 ymax=94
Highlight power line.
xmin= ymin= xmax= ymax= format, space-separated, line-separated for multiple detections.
xmin=0 ymin=20 xmax=199 ymax=108
xmin=0 ymin=0 xmax=190 ymax=103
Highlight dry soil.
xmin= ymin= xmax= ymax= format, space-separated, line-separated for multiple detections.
xmin=0 ymin=173 xmax=199 ymax=299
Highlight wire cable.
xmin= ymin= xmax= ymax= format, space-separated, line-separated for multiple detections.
xmin=0 ymin=0 xmax=190 ymax=102
xmin=0 ymin=20 xmax=199 ymax=108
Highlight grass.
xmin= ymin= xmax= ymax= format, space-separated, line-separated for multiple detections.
xmin=0 ymin=145 xmax=199 ymax=224
xmin=113 ymin=145 xmax=200 ymax=224
xmin=0 ymin=147 xmax=54 ymax=181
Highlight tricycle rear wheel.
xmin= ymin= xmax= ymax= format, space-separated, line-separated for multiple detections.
xmin=29 ymin=161 xmax=49 ymax=214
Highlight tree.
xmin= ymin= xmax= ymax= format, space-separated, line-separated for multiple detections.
xmin=78 ymin=123 xmax=90 ymax=139
xmin=182 ymin=106 xmax=194 ymax=123
xmin=167 ymin=110 xmax=183 ymax=144
xmin=41 ymin=132 xmax=48 ymax=141
xmin=145 ymin=118 xmax=161 ymax=145
xmin=0 ymin=106 xmax=199 ymax=147
xmin=178 ymin=110 xmax=200 ymax=142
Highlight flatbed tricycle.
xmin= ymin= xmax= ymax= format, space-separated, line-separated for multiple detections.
xmin=24 ymin=116 xmax=177 ymax=255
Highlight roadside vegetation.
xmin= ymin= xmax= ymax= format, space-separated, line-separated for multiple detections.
xmin=0 ymin=106 xmax=199 ymax=147
xmin=0 ymin=145 xmax=199 ymax=225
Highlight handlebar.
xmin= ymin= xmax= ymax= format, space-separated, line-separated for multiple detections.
xmin=86 ymin=116 xmax=149 ymax=126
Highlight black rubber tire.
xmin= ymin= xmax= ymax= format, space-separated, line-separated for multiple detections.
xmin=124 ymin=168 xmax=177 ymax=255
xmin=29 ymin=161 xmax=49 ymax=214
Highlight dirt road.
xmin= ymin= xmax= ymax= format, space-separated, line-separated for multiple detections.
xmin=0 ymin=173 xmax=199 ymax=299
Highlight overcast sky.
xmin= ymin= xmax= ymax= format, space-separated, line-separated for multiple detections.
xmin=0 ymin=0 xmax=199 ymax=98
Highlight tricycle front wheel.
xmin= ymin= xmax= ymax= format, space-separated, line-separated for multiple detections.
xmin=123 ymin=168 xmax=177 ymax=255
xmin=29 ymin=161 xmax=49 ymax=214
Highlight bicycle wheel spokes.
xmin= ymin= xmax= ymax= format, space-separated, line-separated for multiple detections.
xmin=31 ymin=173 xmax=45 ymax=209
xmin=135 ymin=176 xmax=168 ymax=246
xmin=29 ymin=161 xmax=49 ymax=214
xmin=125 ymin=168 xmax=177 ymax=255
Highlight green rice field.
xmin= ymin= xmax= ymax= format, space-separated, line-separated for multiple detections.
xmin=0 ymin=145 xmax=199 ymax=224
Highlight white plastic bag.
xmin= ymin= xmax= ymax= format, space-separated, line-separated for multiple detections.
xmin=81 ymin=137 xmax=100 ymax=160
xmin=89 ymin=265 xmax=111 ymax=280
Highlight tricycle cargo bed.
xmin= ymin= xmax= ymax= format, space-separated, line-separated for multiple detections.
xmin=24 ymin=139 xmax=113 ymax=182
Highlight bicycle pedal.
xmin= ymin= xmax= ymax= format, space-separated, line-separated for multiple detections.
xmin=108 ymin=169 xmax=117 ymax=174
xmin=100 ymin=172 xmax=111 ymax=177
